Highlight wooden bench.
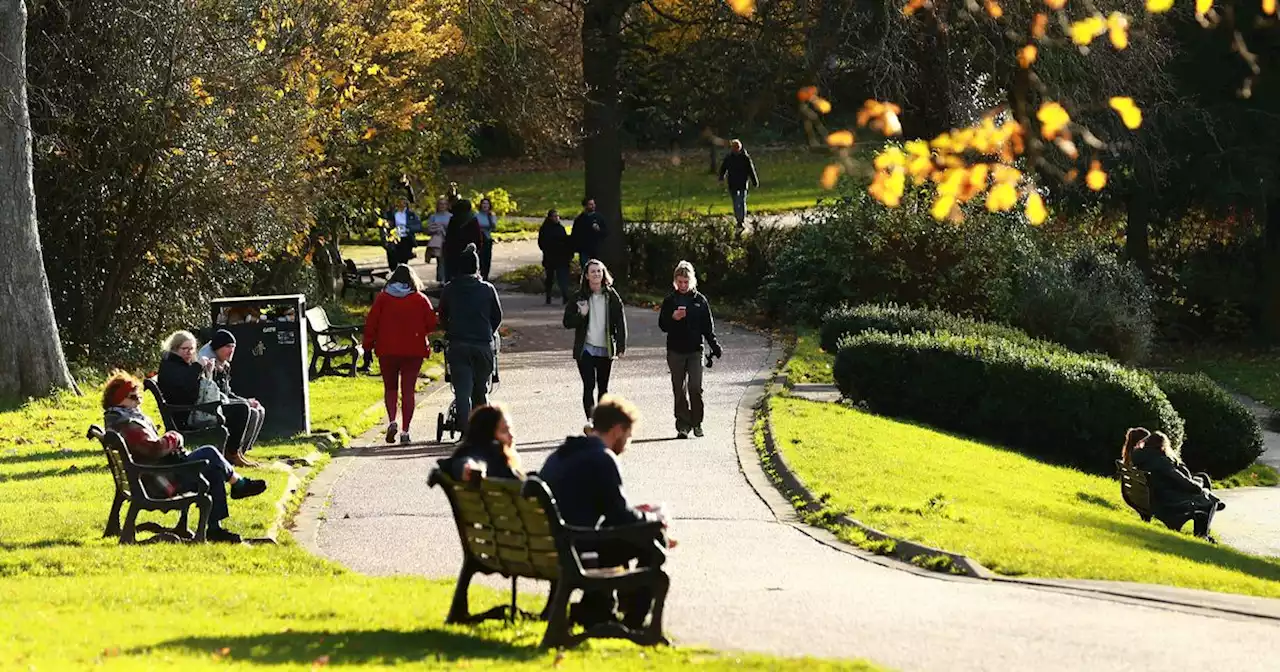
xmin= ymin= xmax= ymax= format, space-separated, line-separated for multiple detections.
xmin=1116 ymin=459 xmax=1208 ymax=532
xmin=144 ymin=377 xmax=229 ymax=453
xmin=343 ymin=258 xmax=388 ymax=299
xmin=428 ymin=467 xmax=671 ymax=649
xmin=305 ymin=306 xmax=363 ymax=378
xmin=88 ymin=425 xmax=213 ymax=544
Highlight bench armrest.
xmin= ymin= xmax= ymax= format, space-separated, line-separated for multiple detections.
xmin=563 ymin=520 xmax=666 ymax=544
xmin=316 ymin=325 xmax=362 ymax=337
xmin=130 ymin=459 xmax=212 ymax=489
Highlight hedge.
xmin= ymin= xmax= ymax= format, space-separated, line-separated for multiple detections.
xmin=820 ymin=303 xmax=1059 ymax=355
xmin=833 ymin=331 xmax=1184 ymax=476
xmin=1150 ymin=371 xmax=1264 ymax=479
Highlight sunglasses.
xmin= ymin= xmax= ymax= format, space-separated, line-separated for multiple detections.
xmin=127 ymin=393 xmax=140 ymax=401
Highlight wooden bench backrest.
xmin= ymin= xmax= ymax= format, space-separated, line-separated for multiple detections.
xmin=304 ymin=307 xmax=340 ymax=353
xmin=90 ymin=425 xmax=134 ymax=499
xmin=434 ymin=470 xmax=562 ymax=581
xmin=1116 ymin=459 xmax=1152 ymax=514
xmin=143 ymin=377 xmax=178 ymax=433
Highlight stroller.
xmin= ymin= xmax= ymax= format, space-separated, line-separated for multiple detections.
xmin=431 ymin=330 xmax=501 ymax=444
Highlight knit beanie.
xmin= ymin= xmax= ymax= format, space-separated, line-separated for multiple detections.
xmin=211 ymin=329 xmax=237 ymax=351
xmin=458 ymin=243 xmax=480 ymax=276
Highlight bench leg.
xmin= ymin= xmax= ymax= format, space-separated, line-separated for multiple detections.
xmin=309 ymin=351 xmax=320 ymax=379
xmin=121 ymin=503 xmax=141 ymax=544
xmin=446 ymin=559 xmax=479 ymax=624
xmin=539 ymin=580 xmax=574 ymax=649
xmin=103 ymin=491 xmax=125 ymax=538
xmin=644 ymin=572 xmax=672 ymax=646
xmin=193 ymin=495 xmax=211 ymax=542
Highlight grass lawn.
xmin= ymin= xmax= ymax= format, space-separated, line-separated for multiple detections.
xmin=0 ymin=377 xmax=877 ymax=670
xmin=452 ymin=148 xmax=834 ymax=220
xmin=784 ymin=329 xmax=833 ymax=385
xmin=768 ymin=396 xmax=1280 ymax=598
xmin=1172 ymin=348 xmax=1280 ymax=408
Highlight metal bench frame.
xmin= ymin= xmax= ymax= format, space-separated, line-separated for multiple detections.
xmin=88 ymin=425 xmax=213 ymax=544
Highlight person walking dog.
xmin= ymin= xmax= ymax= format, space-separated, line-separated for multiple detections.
xmin=563 ymin=259 xmax=626 ymax=421
xmin=717 ymin=139 xmax=759 ymax=231
xmin=658 ymin=261 xmax=721 ymax=439
xmin=363 ymin=264 xmax=439 ymax=444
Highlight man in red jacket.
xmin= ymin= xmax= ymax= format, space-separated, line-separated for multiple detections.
xmin=363 ymin=264 xmax=439 ymax=444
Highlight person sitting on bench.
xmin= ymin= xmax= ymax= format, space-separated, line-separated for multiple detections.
xmin=439 ymin=403 xmax=523 ymax=481
xmin=199 ymin=330 xmax=266 ymax=468
xmin=102 ymin=371 xmax=267 ymax=543
xmin=537 ymin=395 xmax=669 ymax=630
xmin=1125 ymin=428 xmax=1224 ymax=540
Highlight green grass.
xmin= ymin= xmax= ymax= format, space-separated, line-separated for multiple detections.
xmin=0 ymin=378 xmax=878 ymax=670
xmin=768 ymin=396 xmax=1280 ymax=598
xmin=1170 ymin=348 xmax=1280 ymax=408
xmin=1218 ymin=462 xmax=1280 ymax=489
xmin=785 ymin=329 xmax=833 ymax=385
xmin=452 ymin=148 xmax=833 ymax=220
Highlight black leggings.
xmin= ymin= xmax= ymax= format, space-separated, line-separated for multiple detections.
xmin=577 ymin=353 xmax=613 ymax=419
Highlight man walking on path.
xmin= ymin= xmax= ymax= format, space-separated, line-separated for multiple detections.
xmin=571 ymin=197 xmax=607 ymax=270
xmin=437 ymin=244 xmax=503 ymax=435
xmin=718 ymin=139 xmax=759 ymax=230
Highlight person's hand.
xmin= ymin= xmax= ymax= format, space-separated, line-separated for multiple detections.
xmin=592 ymin=222 xmax=600 ymax=232
xmin=577 ymin=300 xmax=588 ymax=316
xmin=248 ymin=398 xmax=261 ymax=409
xmin=672 ymin=306 xmax=687 ymax=321
xmin=200 ymin=357 xmax=214 ymax=371
xmin=711 ymin=343 xmax=723 ymax=359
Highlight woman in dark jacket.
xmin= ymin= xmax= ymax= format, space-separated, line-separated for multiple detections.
xmin=563 ymin=259 xmax=626 ymax=421
xmin=1128 ymin=430 xmax=1224 ymax=540
xmin=439 ymin=404 xmax=523 ymax=481
xmin=537 ymin=209 xmax=573 ymax=305
xmin=156 ymin=330 xmax=209 ymax=426
xmin=442 ymin=199 xmax=484 ymax=283
xmin=658 ymin=261 xmax=722 ymax=439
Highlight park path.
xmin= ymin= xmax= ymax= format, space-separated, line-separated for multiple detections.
xmin=304 ymin=242 xmax=1280 ymax=672
xmin=1213 ymin=397 xmax=1280 ymax=558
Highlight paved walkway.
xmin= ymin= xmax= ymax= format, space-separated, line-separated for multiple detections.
xmin=1214 ymin=396 xmax=1280 ymax=558
xmin=304 ymin=247 xmax=1280 ymax=670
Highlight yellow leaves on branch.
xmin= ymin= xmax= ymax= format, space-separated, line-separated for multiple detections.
xmin=827 ymin=130 xmax=855 ymax=147
xmin=985 ymin=0 xmax=1003 ymax=19
xmin=1019 ymin=45 xmax=1038 ymax=68
xmin=1107 ymin=13 xmax=1130 ymax=49
xmin=725 ymin=0 xmax=754 ymax=16
xmin=1146 ymin=0 xmax=1174 ymax=11
xmin=1109 ymin=97 xmax=1144 ymax=129
xmin=857 ymin=100 xmax=902 ymax=136
xmin=1044 ymin=0 xmax=1066 ymax=10
xmin=1265 ymin=0 xmax=1277 ymax=15
xmin=821 ymin=164 xmax=844 ymax=190
xmin=1067 ymin=12 xmax=1128 ymax=49
xmin=1037 ymin=102 xmax=1071 ymax=140
xmin=1086 ymin=161 xmax=1108 ymax=191
xmin=903 ymin=0 xmax=929 ymax=16
xmin=1026 ymin=193 xmax=1048 ymax=225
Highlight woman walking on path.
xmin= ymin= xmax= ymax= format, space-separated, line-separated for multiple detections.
xmin=538 ymin=208 xmax=573 ymax=305
xmin=425 ymin=196 xmax=451 ymax=283
xmin=563 ymin=259 xmax=627 ymax=421
xmin=658 ymin=261 xmax=722 ymax=439
xmin=363 ymin=264 xmax=439 ymax=444
xmin=443 ymin=199 xmax=484 ymax=283
xmin=476 ymin=197 xmax=498 ymax=281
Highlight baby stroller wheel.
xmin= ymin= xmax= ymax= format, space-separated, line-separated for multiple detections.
xmin=436 ymin=413 xmax=445 ymax=444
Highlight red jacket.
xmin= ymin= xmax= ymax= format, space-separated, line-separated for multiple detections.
xmin=363 ymin=288 xmax=439 ymax=358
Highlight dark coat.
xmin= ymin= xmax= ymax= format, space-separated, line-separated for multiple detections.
xmin=658 ymin=289 xmax=721 ymax=355
xmin=536 ymin=435 xmax=657 ymax=529
xmin=438 ymin=275 xmax=503 ymax=346
xmin=563 ymin=286 xmax=626 ymax=359
xmin=1132 ymin=447 xmax=1215 ymax=522
xmin=444 ymin=211 xmax=484 ymax=269
xmin=439 ymin=441 xmax=521 ymax=481
xmin=538 ymin=219 xmax=573 ymax=267
xmin=718 ymin=151 xmax=760 ymax=191
xmin=157 ymin=352 xmax=203 ymax=424
xmin=571 ymin=211 xmax=607 ymax=260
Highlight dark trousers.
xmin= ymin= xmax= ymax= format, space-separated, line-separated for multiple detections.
xmin=667 ymin=350 xmax=704 ymax=431
xmin=480 ymin=238 xmax=494 ymax=280
xmin=182 ymin=446 xmax=233 ymax=525
xmin=544 ymin=264 xmax=570 ymax=303
xmin=577 ymin=352 xmax=613 ymax=419
xmin=448 ymin=341 xmax=495 ymax=432
xmin=223 ymin=401 xmax=265 ymax=456
xmin=387 ymin=239 xmax=414 ymax=270
xmin=576 ymin=537 xmax=663 ymax=629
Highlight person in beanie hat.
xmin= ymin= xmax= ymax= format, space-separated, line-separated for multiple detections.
xmin=200 ymin=329 xmax=266 ymax=467
xmin=437 ymin=243 xmax=503 ymax=436
xmin=443 ymin=199 xmax=483 ymax=283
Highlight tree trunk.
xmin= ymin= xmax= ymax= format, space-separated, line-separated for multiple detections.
xmin=1125 ymin=196 xmax=1151 ymax=276
xmin=0 ymin=0 xmax=77 ymax=399
xmin=582 ymin=0 xmax=633 ymax=280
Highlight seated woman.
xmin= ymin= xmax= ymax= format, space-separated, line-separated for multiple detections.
xmin=1124 ymin=428 xmax=1224 ymax=540
xmin=156 ymin=330 xmax=206 ymax=418
xmin=101 ymin=372 xmax=267 ymax=543
xmin=439 ymin=404 xmax=523 ymax=481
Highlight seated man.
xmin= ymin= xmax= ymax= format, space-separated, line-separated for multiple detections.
xmin=537 ymin=395 xmax=667 ymax=629
xmin=199 ymin=330 xmax=266 ymax=467
xmin=102 ymin=372 xmax=267 ymax=543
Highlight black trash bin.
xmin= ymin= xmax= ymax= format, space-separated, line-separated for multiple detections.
xmin=210 ymin=294 xmax=310 ymax=438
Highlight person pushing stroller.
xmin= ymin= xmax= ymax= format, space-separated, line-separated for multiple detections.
xmin=437 ymin=243 xmax=503 ymax=440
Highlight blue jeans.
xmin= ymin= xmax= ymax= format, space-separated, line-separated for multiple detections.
xmin=182 ymin=446 xmax=234 ymax=525
xmin=448 ymin=341 xmax=495 ymax=432
xmin=730 ymin=189 xmax=748 ymax=224
xmin=480 ymin=237 xmax=494 ymax=280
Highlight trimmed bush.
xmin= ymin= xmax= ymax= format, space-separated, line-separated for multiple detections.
xmin=1150 ymin=371 xmax=1264 ymax=478
xmin=833 ymin=331 xmax=1184 ymax=476
xmin=820 ymin=303 xmax=1060 ymax=355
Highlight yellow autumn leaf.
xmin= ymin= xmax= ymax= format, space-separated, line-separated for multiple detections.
xmin=1032 ymin=13 xmax=1049 ymax=39
xmin=813 ymin=97 xmax=832 ymax=114
xmin=249 ymin=135 xmax=259 ymax=143
xmin=1146 ymin=0 xmax=1174 ymax=11
xmin=1018 ymin=45 xmax=1038 ymax=68
xmin=1109 ymin=97 xmax=1143 ymax=129
xmin=1266 ymin=0 xmax=1277 ymax=14
xmin=903 ymin=0 xmax=928 ymax=16
xmin=985 ymin=0 xmax=1003 ymax=19
xmin=869 ymin=169 xmax=905 ymax=206
xmin=820 ymin=164 xmax=843 ymax=189
xmin=1044 ymin=0 xmax=1066 ymax=9
xmin=1107 ymin=13 xmax=1130 ymax=50
xmin=367 ymin=64 xmax=382 ymax=75
xmin=1026 ymin=192 xmax=1048 ymax=225
xmin=1037 ymin=102 xmax=1071 ymax=140
xmin=726 ymin=0 xmax=754 ymax=16
xmin=1070 ymin=15 xmax=1106 ymax=46
xmin=282 ymin=16 xmax=295 ymax=29
xmin=255 ymin=38 xmax=266 ymax=52
xmin=1086 ymin=161 xmax=1108 ymax=191
xmin=1196 ymin=0 xmax=1213 ymax=15
xmin=826 ymin=130 xmax=855 ymax=147
xmin=931 ymin=194 xmax=957 ymax=221
xmin=986 ymin=180 xmax=1018 ymax=212
xmin=362 ymin=127 xmax=378 ymax=141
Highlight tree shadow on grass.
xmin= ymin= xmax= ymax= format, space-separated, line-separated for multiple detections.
xmin=1 ymin=463 xmax=107 ymax=482
xmin=0 ymin=448 xmax=99 ymax=465
xmin=146 ymin=627 xmax=540 ymax=666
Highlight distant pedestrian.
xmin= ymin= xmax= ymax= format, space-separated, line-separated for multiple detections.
xmin=571 ymin=197 xmax=607 ymax=271
xmin=476 ymin=196 xmax=498 ymax=280
xmin=717 ymin=139 xmax=759 ymax=230
xmin=426 ymin=196 xmax=451 ymax=283
xmin=443 ymin=199 xmax=484 ymax=283
xmin=383 ymin=195 xmax=422 ymax=270
xmin=438 ymin=243 xmax=503 ymax=436
xmin=658 ymin=261 xmax=722 ymax=439
xmin=563 ymin=259 xmax=626 ymax=421
xmin=363 ymin=264 xmax=439 ymax=444
xmin=538 ymin=209 xmax=573 ymax=305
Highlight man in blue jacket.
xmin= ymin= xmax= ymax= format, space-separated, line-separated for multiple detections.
xmin=437 ymin=244 xmax=503 ymax=434
xmin=538 ymin=395 xmax=667 ymax=630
